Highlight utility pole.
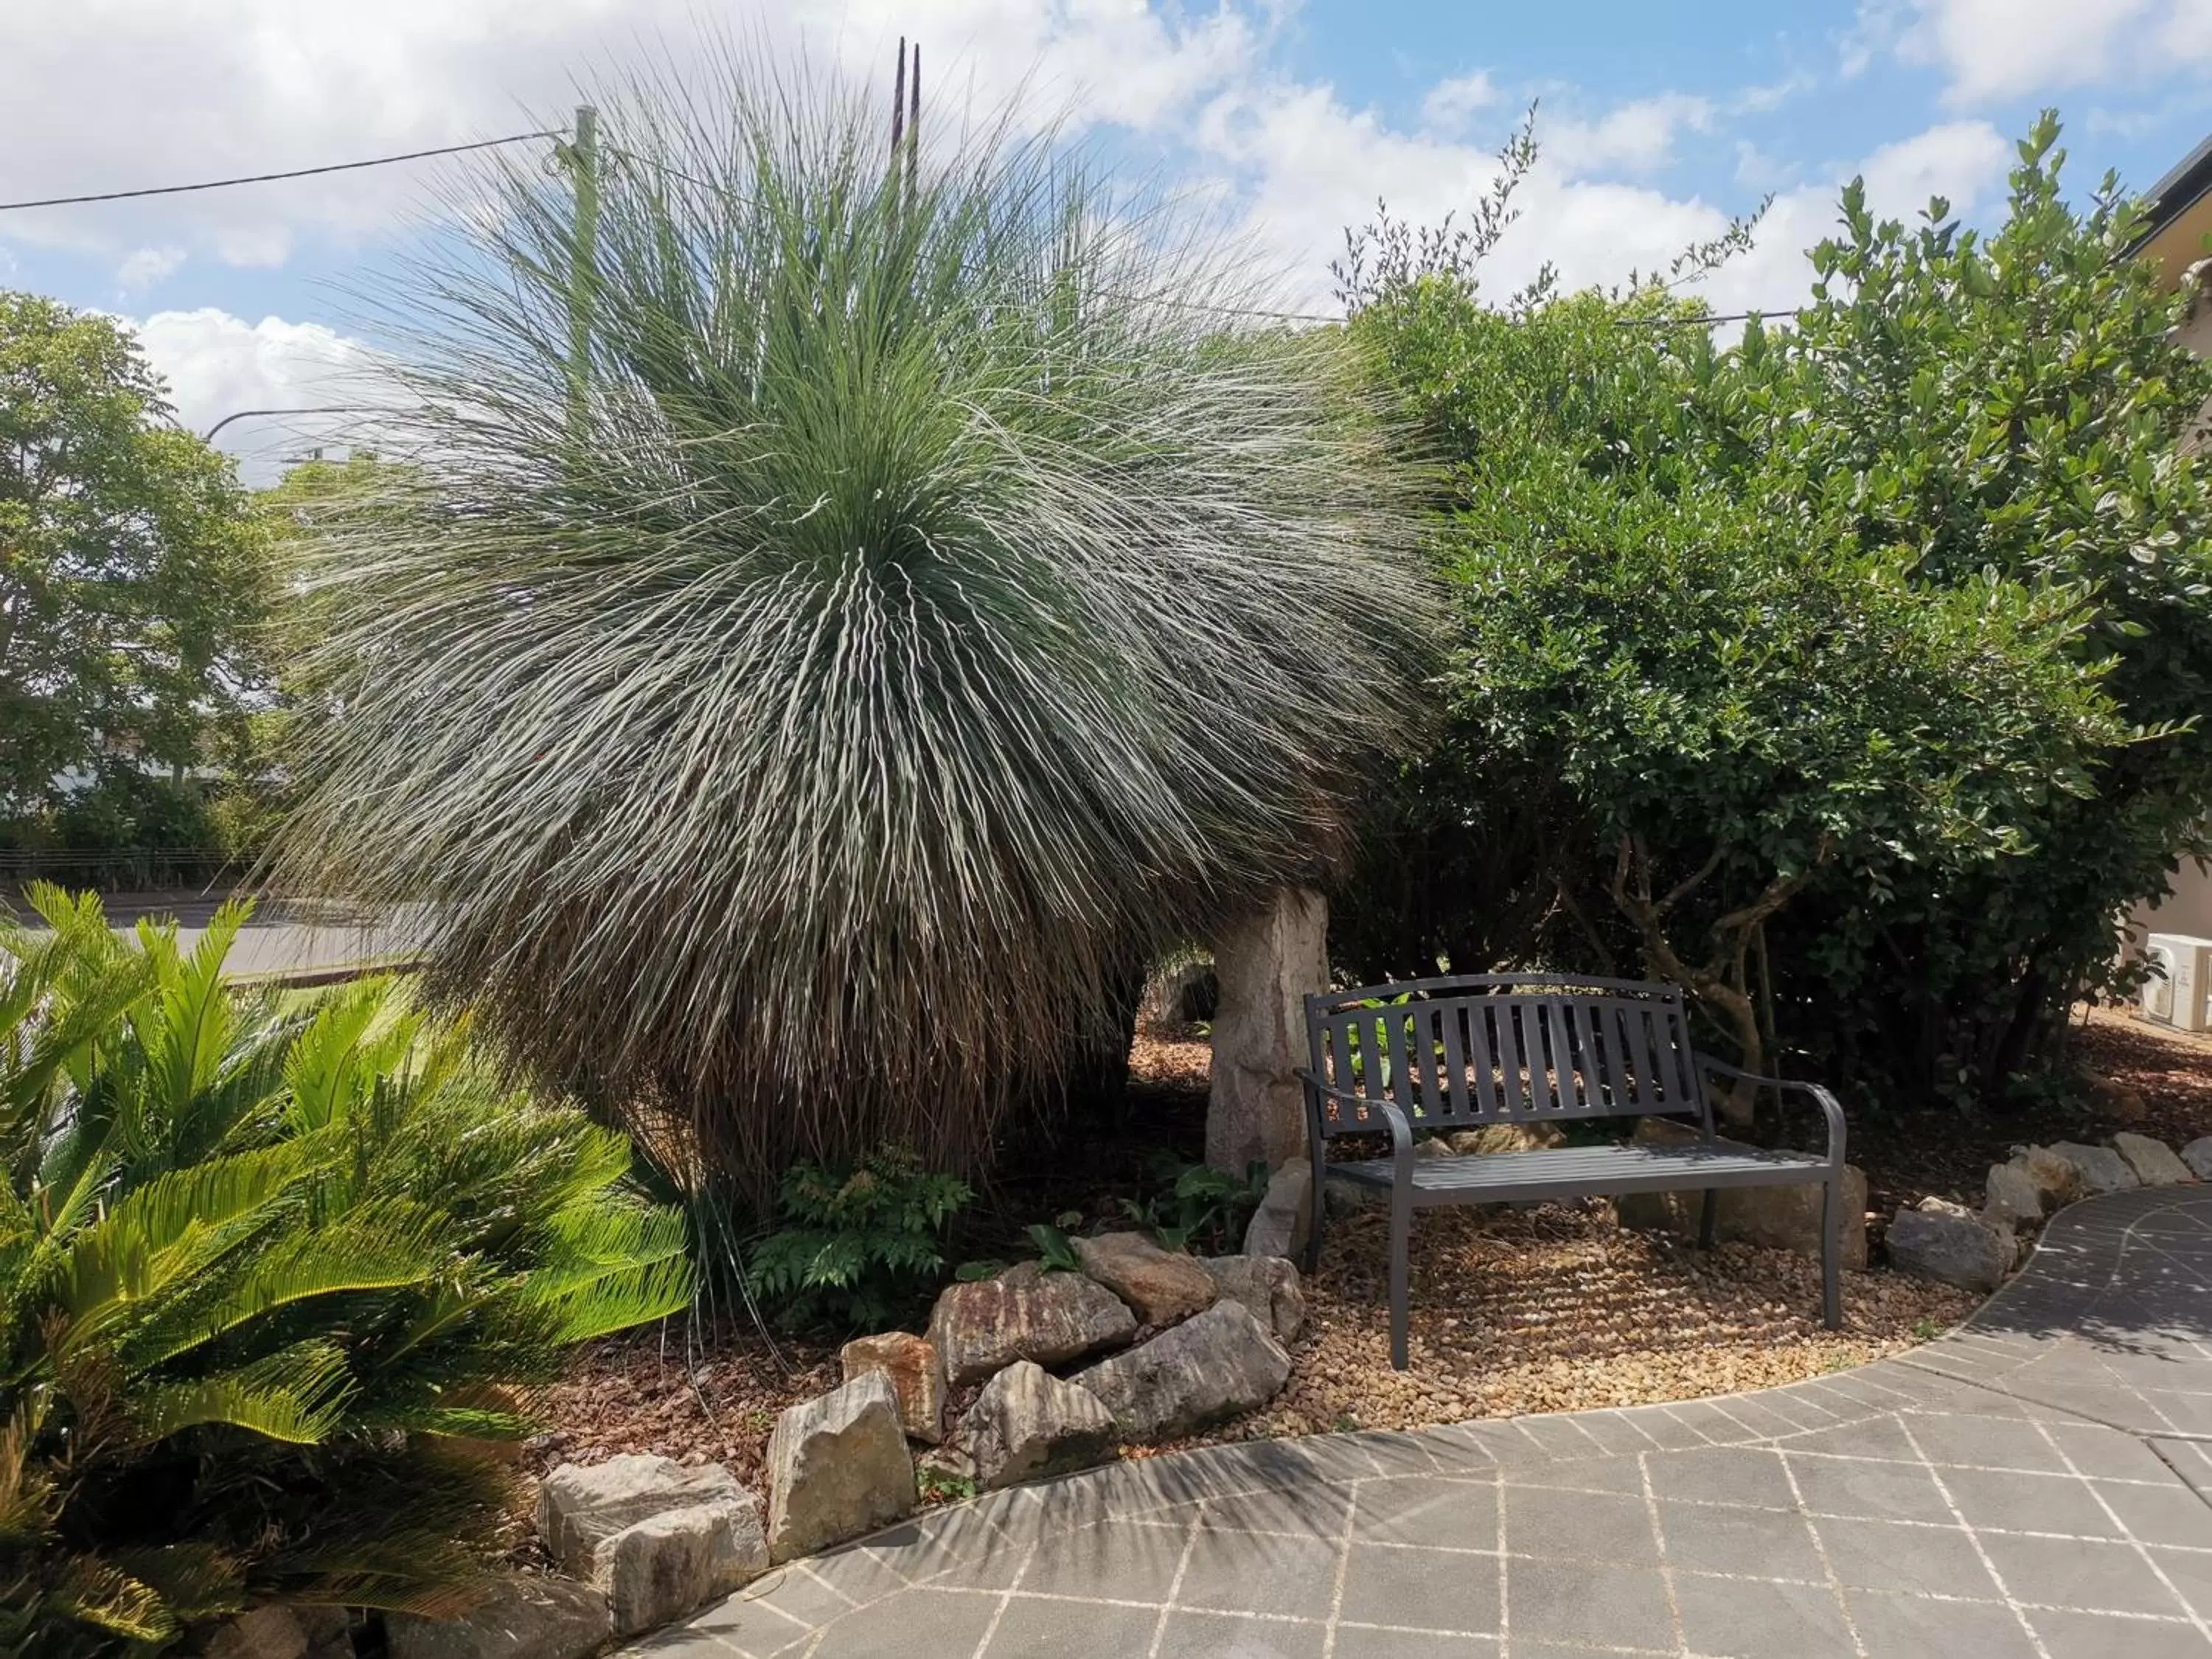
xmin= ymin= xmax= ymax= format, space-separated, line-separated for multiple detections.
xmin=566 ymin=104 xmax=599 ymax=440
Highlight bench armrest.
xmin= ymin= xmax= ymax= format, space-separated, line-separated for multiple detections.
xmin=1293 ymin=1067 xmax=1415 ymax=1177
xmin=1697 ymin=1058 xmax=1848 ymax=1167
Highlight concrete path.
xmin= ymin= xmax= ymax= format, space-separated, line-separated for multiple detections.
xmin=641 ymin=1186 xmax=2212 ymax=1658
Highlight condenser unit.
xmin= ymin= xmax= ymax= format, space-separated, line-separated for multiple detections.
xmin=2143 ymin=933 xmax=2212 ymax=1032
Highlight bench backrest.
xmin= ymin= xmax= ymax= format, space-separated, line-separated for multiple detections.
xmin=1303 ymin=974 xmax=1711 ymax=1138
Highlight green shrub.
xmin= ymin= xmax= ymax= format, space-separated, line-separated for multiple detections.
xmin=1119 ymin=1156 xmax=1270 ymax=1254
xmin=747 ymin=1146 xmax=970 ymax=1332
xmin=0 ymin=888 xmax=691 ymax=1655
xmin=1339 ymin=113 xmax=2205 ymax=1115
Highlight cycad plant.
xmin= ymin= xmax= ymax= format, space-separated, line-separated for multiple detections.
xmin=0 ymin=889 xmax=690 ymax=1655
xmin=267 ymin=57 xmax=1433 ymax=1198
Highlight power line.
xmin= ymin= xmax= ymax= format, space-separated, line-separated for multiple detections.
xmin=0 ymin=131 xmax=563 ymax=214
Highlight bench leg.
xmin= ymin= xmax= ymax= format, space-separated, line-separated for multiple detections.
xmin=1820 ymin=1175 xmax=1843 ymax=1330
xmin=1698 ymin=1189 xmax=1718 ymax=1249
xmin=1388 ymin=1180 xmax=1412 ymax=1371
xmin=1304 ymin=1144 xmax=1326 ymax=1278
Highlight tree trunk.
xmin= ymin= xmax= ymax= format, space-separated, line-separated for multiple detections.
xmin=1206 ymin=887 xmax=1328 ymax=1175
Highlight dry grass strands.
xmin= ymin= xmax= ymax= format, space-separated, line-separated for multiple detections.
xmin=268 ymin=53 xmax=1435 ymax=1197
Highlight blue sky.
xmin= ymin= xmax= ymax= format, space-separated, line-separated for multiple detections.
xmin=1 ymin=1 xmax=2206 ymax=481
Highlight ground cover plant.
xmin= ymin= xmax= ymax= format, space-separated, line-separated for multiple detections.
xmin=267 ymin=52 xmax=1435 ymax=1204
xmin=0 ymin=890 xmax=689 ymax=1655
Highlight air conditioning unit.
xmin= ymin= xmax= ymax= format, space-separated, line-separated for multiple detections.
xmin=2143 ymin=933 xmax=2212 ymax=1032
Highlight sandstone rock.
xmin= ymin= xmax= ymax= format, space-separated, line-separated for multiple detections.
xmin=386 ymin=1576 xmax=611 ymax=1659
xmin=954 ymin=1361 xmax=1119 ymax=1490
xmin=1324 ymin=1177 xmax=1383 ymax=1217
xmin=537 ymin=1453 xmax=745 ymax=1578
xmin=915 ymin=1441 xmax=977 ymax=1490
xmin=1614 ymin=1119 xmax=1868 ymax=1270
xmin=1445 ymin=1121 xmax=1567 ymax=1156
xmin=1140 ymin=957 xmax=1217 ymax=1031
xmin=2087 ymin=1074 xmax=2149 ymax=1124
xmin=204 ymin=1606 xmax=351 ymax=1659
xmin=2184 ymin=1137 xmax=2212 ymax=1182
xmin=927 ymin=1261 xmax=1138 ymax=1386
xmin=1072 ymin=1301 xmax=1290 ymax=1441
xmin=1413 ymin=1135 xmax=1454 ymax=1159
xmin=1888 ymin=1200 xmax=2011 ymax=1293
xmin=1207 ymin=888 xmax=1329 ymax=1172
xmin=1984 ymin=1160 xmax=2050 ymax=1228
xmin=765 ymin=1371 xmax=914 ymax=1562
xmin=2009 ymin=1145 xmax=2085 ymax=1209
xmin=1197 ymin=1253 xmax=1305 ymax=1342
xmin=2113 ymin=1132 xmax=2194 ymax=1187
xmin=599 ymin=1498 xmax=767 ymax=1635
xmin=1242 ymin=1162 xmax=1312 ymax=1259
xmin=1071 ymin=1231 xmax=1218 ymax=1325
xmin=2047 ymin=1141 xmax=2141 ymax=1197
xmin=839 ymin=1331 xmax=945 ymax=1444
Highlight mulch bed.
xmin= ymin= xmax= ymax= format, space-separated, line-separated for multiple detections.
xmin=529 ymin=1008 xmax=2212 ymax=1484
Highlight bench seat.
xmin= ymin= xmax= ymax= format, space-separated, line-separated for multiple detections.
xmin=1301 ymin=974 xmax=1848 ymax=1370
xmin=1329 ymin=1141 xmax=1828 ymax=1206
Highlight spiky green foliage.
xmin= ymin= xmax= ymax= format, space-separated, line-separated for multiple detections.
xmin=0 ymin=888 xmax=691 ymax=1655
xmin=266 ymin=56 xmax=1432 ymax=1194
xmin=748 ymin=1144 xmax=970 ymax=1332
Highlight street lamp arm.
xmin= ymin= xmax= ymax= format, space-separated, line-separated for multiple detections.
xmin=202 ymin=406 xmax=385 ymax=443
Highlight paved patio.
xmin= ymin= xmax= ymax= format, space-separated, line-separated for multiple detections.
xmin=637 ymin=1184 xmax=2212 ymax=1658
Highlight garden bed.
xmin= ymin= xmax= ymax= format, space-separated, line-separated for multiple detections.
xmin=530 ymin=1015 xmax=2185 ymax=1481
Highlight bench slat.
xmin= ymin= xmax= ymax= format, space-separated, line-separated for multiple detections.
xmin=1329 ymin=1141 xmax=1824 ymax=1200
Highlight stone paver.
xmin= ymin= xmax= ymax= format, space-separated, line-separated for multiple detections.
xmin=635 ymin=1186 xmax=2212 ymax=1658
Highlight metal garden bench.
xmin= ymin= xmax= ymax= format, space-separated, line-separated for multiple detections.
xmin=1298 ymin=974 xmax=1846 ymax=1370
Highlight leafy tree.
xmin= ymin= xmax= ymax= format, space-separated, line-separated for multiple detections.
xmin=0 ymin=294 xmax=274 ymax=818
xmin=1339 ymin=111 xmax=2197 ymax=1117
xmin=0 ymin=890 xmax=690 ymax=1654
xmin=1756 ymin=116 xmax=2212 ymax=1103
xmin=267 ymin=60 xmax=1431 ymax=1197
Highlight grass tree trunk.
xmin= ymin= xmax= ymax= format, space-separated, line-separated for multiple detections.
xmin=1206 ymin=887 xmax=1329 ymax=1175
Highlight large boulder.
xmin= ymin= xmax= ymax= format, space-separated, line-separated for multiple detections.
xmin=1072 ymin=1301 xmax=1290 ymax=1441
xmin=1197 ymin=1254 xmax=1305 ymax=1343
xmin=537 ymin=1453 xmax=746 ymax=1576
xmin=953 ymin=1361 xmax=1119 ymax=1490
xmin=386 ymin=1576 xmax=612 ymax=1659
xmin=1445 ymin=1122 xmax=1566 ymax=1156
xmin=1614 ymin=1119 xmax=1868 ymax=1270
xmin=1207 ymin=887 xmax=1328 ymax=1172
xmin=1888 ymin=1199 xmax=2011 ymax=1293
xmin=2047 ymin=1141 xmax=2141 ymax=1197
xmin=1071 ymin=1231 xmax=1218 ymax=1325
xmin=2113 ymin=1133 xmax=2194 ymax=1187
xmin=928 ymin=1261 xmax=1137 ymax=1386
xmin=2008 ymin=1145 xmax=2085 ymax=1209
xmin=765 ymin=1371 xmax=914 ymax=1562
xmin=1242 ymin=1162 xmax=1312 ymax=1260
xmin=204 ymin=1606 xmax=352 ymax=1659
xmin=839 ymin=1331 xmax=945 ymax=1444
xmin=599 ymin=1499 xmax=768 ymax=1636
xmin=1984 ymin=1160 xmax=2050 ymax=1228
xmin=2185 ymin=1137 xmax=2212 ymax=1182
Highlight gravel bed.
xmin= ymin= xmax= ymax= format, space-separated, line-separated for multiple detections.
xmin=1170 ymin=1199 xmax=1974 ymax=1450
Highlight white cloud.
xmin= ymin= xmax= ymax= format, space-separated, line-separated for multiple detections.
xmin=1421 ymin=70 xmax=1497 ymax=133
xmin=1857 ymin=119 xmax=2011 ymax=217
xmin=1896 ymin=0 xmax=2212 ymax=104
xmin=1543 ymin=94 xmax=1717 ymax=179
xmin=130 ymin=308 xmax=376 ymax=484
xmin=116 ymin=245 xmax=185 ymax=292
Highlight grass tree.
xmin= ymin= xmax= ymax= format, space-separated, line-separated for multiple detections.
xmin=269 ymin=60 xmax=1432 ymax=1200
